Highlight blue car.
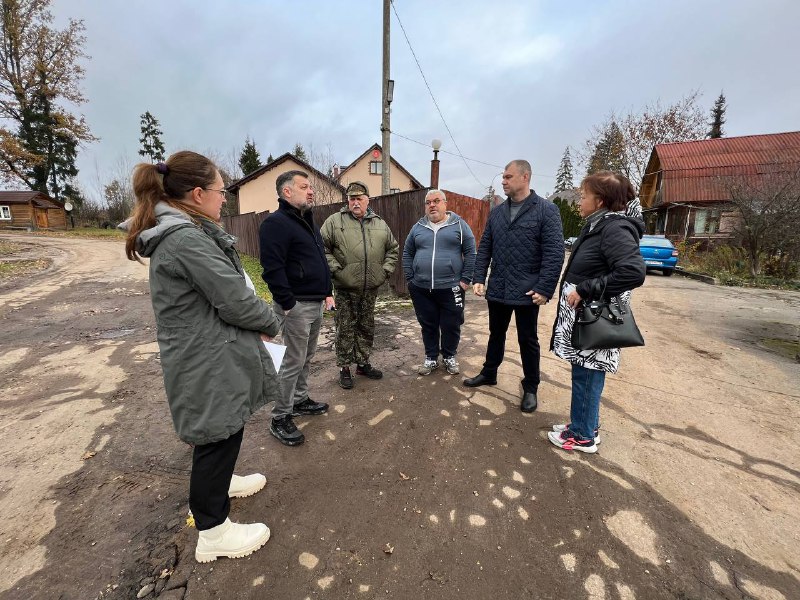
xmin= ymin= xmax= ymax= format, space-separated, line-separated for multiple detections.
xmin=639 ymin=235 xmax=678 ymax=276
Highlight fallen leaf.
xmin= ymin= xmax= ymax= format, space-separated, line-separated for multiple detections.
xmin=81 ymin=451 xmax=97 ymax=460
xmin=399 ymin=472 xmax=410 ymax=481
xmin=384 ymin=543 xmax=394 ymax=555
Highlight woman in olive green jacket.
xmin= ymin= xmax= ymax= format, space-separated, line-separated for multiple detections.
xmin=125 ymin=151 xmax=279 ymax=563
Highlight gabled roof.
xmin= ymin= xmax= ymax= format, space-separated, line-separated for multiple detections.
xmin=0 ymin=190 xmax=63 ymax=209
xmin=642 ymin=131 xmax=800 ymax=205
xmin=227 ymin=152 xmax=345 ymax=193
xmin=547 ymin=188 xmax=580 ymax=204
xmin=341 ymin=143 xmax=424 ymax=189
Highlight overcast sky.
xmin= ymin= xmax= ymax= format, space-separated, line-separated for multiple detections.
xmin=52 ymin=0 xmax=800 ymax=201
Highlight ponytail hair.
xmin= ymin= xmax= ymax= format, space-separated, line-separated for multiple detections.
xmin=125 ymin=151 xmax=218 ymax=261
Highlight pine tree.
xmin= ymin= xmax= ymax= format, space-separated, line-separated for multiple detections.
xmin=587 ymin=121 xmax=626 ymax=176
xmin=707 ymin=92 xmax=726 ymax=139
xmin=266 ymin=154 xmax=274 ymax=164
xmin=138 ymin=111 xmax=166 ymax=162
xmin=293 ymin=143 xmax=307 ymax=161
xmin=238 ymin=137 xmax=262 ymax=175
xmin=555 ymin=147 xmax=574 ymax=192
xmin=0 ymin=1 xmax=94 ymax=198
xmin=18 ymin=85 xmax=79 ymax=202
xmin=553 ymin=197 xmax=584 ymax=238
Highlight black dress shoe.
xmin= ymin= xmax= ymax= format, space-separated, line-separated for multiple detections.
xmin=463 ymin=373 xmax=497 ymax=387
xmin=520 ymin=391 xmax=538 ymax=413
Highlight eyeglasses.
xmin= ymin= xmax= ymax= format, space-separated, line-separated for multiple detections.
xmin=204 ymin=188 xmax=227 ymax=196
xmin=424 ymin=199 xmax=444 ymax=206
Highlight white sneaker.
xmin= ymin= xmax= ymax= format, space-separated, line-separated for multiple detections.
xmin=228 ymin=473 xmax=266 ymax=498
xmin=547 ymin=430 xmax=598 ymax=454
xmin=195 ymin=518 xmax=271 ymax=563
xmin=442 ymin=356 xmax=459 ymax=375
xmin=552 ymin=423 xmax=601 ymax=445
xmin=418 ymin=358 xmax=439 ymax=375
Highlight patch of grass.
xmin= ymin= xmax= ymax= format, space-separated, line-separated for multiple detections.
xmin=48 ymin=227 xmax=125 ymax=239
xmin=0 ymin=258 xmax=50 ymax=279
xmin=760 ymin=338 xmax=800 ymax=362
xmin=0 ymin=240 xmax=23 ymax=257
xmin=239 ymin=253 xmax=272 ymax=302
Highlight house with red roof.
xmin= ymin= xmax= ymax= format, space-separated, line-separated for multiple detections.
xmin=639 ymin=131 xmax=800 ymax=245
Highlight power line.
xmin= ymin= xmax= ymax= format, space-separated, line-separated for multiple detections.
xmin=390 ymin=0 xmax=485 ymax=190
xmin=391 ymin=130 xmax=558 ymax=180
xmin=390 ymin=131 xmax=502 ymax=168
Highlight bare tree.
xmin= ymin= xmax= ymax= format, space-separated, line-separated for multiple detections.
xmin=724 ymin=169 xmax=800 ymax=277
xmin=304 ymin=142 xmax=343 ymax=206
xmin=581 ymin=92 xmax=706 ymax=189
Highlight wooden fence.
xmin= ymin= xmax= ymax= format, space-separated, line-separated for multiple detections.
xmin=224 ymin=188 xmax=490 ymax=295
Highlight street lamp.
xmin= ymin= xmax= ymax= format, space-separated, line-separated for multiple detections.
xmin=430 ymin=139 xmax=442 ymax=188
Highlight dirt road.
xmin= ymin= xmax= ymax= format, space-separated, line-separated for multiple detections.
xmin=1 ymin=234 xmax=798 ymax=600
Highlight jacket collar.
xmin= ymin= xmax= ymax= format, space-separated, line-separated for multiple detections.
xmin=417 ymin=211 xmax=458 ymax=229
xmin=503 ymin=190 xmax=539 ymax=222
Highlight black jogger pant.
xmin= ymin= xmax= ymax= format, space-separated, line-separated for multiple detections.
xmin=408 ymin=282 xmax=465 ymax=360
xmin=189 ymin=427 xmax=244 ymax=530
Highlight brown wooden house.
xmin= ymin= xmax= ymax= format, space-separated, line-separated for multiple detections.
xmin=639 ymin=131 xmax=800 ymax=245
xmin=0 ymin=190 xmax=68 ymax=231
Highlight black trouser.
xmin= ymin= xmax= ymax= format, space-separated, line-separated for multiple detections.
xmin=408 ymin=282 xmax=465 ymax=360
xmin=482 ymin=301 xmax=540 ymax=393
xmin=189 ymin=427 xmax=244 ymax=531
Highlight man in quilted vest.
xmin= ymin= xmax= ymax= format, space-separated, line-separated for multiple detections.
xmin=464 ymin=160 xmax=565 ymax=413
xmin=321 ymin=181 xmax=399 ymax=389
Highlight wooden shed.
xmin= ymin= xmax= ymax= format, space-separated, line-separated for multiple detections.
xmin=0 ymin=191 xmax=68 ymax=231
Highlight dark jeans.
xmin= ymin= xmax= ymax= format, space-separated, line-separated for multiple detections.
xmin=189 ymin=427 xmax=244 ymax=530
xmin=408 ymin=282 xmax=465 ymax=359
xmin=482 ymin=301 xmax=540 ymax=393
xmin=569 ymin=363 xmax=606 ymax=441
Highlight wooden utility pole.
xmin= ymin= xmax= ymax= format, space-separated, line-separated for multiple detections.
xmin=381 ymin=0 xmax=391 ymax=195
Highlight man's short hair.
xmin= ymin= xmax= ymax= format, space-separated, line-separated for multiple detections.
xmin=506 ymin=160 xmax=532 ymax=178
xmin=425 ymin=189 xmax=447 ymax=202
xmin=276 ymin=170 xmax=309 ymax=199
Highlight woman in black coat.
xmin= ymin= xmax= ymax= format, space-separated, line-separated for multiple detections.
xmin=548 ymin=172 xmax=646 ymax=453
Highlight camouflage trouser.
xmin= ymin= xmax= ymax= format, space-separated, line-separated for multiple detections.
xmin=334 ymin=289 xmax=378 ymax=367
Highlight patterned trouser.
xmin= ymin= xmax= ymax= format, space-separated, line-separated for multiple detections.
xmin=334 ymin=289 xmax=378 ymax=367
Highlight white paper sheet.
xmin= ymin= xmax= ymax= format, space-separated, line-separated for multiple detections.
xmin=263 ymin=341 xmax=286 ymax=371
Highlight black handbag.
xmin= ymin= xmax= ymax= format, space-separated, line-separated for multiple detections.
xmin=571 ymin=280 xmax=644 ymax=350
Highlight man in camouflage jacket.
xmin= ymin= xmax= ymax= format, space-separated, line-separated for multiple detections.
xmin=320 ymin=181 xmax=399 ymax=389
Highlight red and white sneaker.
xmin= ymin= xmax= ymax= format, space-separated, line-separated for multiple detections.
xmin=547 ymin=429 xmax=598 ymax=453
xmin=552 ymin=423 xmax=601 ymax=445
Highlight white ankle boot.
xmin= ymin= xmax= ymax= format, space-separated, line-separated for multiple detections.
xmin=195 ymin=518 xmax=271 ymax=563
xmin=228 ymin=473 xmax=267 ymax=498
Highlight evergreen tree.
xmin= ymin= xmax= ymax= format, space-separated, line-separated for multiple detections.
xmin=587 ymin=121 xmax=625 ymax=176
xmin=555 ymin=147 xmax=574 ymax=192
xmin=293 ymin=143 xmax=307 ymax=161
xmin=0 ymin=1 xmax=94 ymax=198
xmin=266 ymin=154 xmax=274 ymax=164
xmin=18 ymin=85 xmax=79 ymax=201
xmin=238 ymin=137 xmax=262 ymax=175
xmin=138 ymin=112 xmax=166 ymax=162
xmin=707 ymin=92 xmax=726 ymax=139
xmin=553 ymin=197 xmax=584 ymax=238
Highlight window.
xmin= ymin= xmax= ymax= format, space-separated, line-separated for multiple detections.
xmin=0 ymin=205 xmax=11 ymax=220
xmin=369 ymin=161 xmax=382 ymax=175
xmin=694 ymin=208 xmax=721 ymax=234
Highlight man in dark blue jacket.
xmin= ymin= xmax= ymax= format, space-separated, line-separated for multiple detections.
xmin=259 ymin=170 xmax=334 ymax=446
xmin=464 ymin=160 xmax=564 ymax=413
